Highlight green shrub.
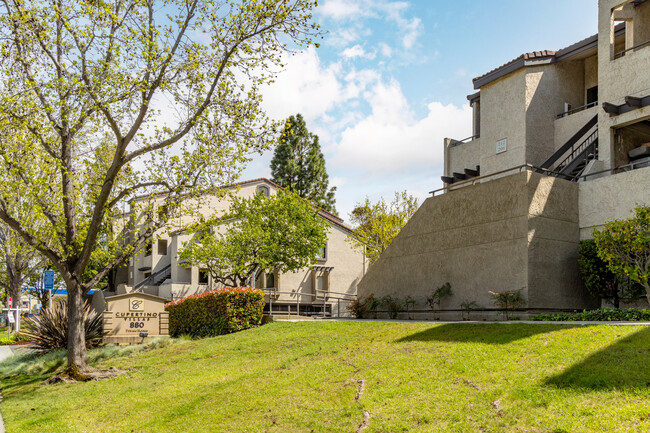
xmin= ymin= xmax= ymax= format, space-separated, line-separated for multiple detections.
xmin=460 ymin=300 xmax=480 ymax=321
xmin=165 ymin=287 xmax=265 ymax=338
xmin=20 ymin=301 xmax=103 ymax=354
xmin=379 ymin=295 xmax=405 ymax=319
xmin=579 ymin=239 xmax=644 ymax=307
xmin=346 ymin=296 xmax=368 ymax=319
xmin=426 ymin=282 xmax=452 ymax=319
xmin=531 ymin=308 xmax=650 ymax=322
xmin=489 ymin=288 xmax=526 ymax=320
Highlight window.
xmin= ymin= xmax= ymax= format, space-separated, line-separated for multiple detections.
xmin=158 ymin=239 xmax=168 ymax=255
xmin=143 ymin=271 xmax=151 ymax=279
xmin=256 ymin=185 xmax=270 ymax=197
xmin=266 ymin=273 xmax=275 ymax=288
xmin=144 ymin=241 xmax=152 ymax=257
xmin=198 ymin=269 xmax=209 ymax=285
xmin=317 ymin=243 xmax=327 ymax=261
xmin=311 ymin=269 xmax=330 ymax=298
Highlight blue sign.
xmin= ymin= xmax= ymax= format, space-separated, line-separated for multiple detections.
xmin=43 ymin=270 xmax=55 ymax=291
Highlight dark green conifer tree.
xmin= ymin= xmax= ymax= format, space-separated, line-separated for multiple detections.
xmin=270 ymin=114 xmax=337 ymax=213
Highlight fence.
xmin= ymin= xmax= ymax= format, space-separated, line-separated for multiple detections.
xmin=260 ymin=288 xmax=357 ymax=319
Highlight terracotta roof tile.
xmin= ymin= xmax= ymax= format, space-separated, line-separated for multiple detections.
xmin=472 ymin=50 xmax=556 ymax=86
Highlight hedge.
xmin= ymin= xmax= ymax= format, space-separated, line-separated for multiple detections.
xmin=165 ymin=287 xmax=265 ymax=338
xmin=531 ymin=308 xmax=650 ymax=322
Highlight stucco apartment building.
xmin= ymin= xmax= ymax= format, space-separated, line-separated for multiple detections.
xmin=118 ymin=178 xmax=366 ymax=316
xmin=358 ymin=0 xmax=650 ymax=317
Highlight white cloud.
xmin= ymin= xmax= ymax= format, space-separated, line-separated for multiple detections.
xmin=318 ymin=0 xmax=364 ymax=20
xmin=340 ymin=44 xmax=376 ymax=60
xmin=400 ymin=17 xmax=421 ymax=48
xmin=378 ymin=42 xmax=393 ymax=57
xmin=320 ymin=1 xmax=422 ymax=50
xmin=332 ymin=79 xmax=471 ymax=175
xmin=379 ymin=2 xmax=422 ymax=48
xmin=260 ymin=46 xmax=345 ymax=123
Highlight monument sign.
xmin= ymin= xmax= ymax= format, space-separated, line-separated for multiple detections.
xmin=103 ymin=292 xmax=169 ymax=344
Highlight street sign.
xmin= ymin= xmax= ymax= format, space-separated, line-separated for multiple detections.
xmin=7 ymin=313 xmax=14 ymax=324
xmin=44 ymin=270 xmax=55 ymax=291
xmin=7 ymin=297 xmax=11 ymax=308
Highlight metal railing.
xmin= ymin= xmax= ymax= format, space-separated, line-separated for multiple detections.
xmin=429 ymin=164 xmax=572 ymax=196
xmin=540 ymin=115 xmax=597 ymax=170
xmin=554 ymin=129 xmax=598 ymax=176
xmin=134 ymin=264 xmax=172 ymax=291
xmin=614 ymin=39 xmax=650 ymax=59
xmin=574 ymin=157 xmax=650 ymax=181
xmin=449 ymin=135 xmax=479 ymax=147
xmin=261 ymin=288 xmax=356 ymax=319
xmin=555 ymin=101 xmax=598 ymax=119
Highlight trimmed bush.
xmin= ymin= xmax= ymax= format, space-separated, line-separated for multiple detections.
xmin=531 ymin=308 xmax=650 ymax=322
xmin=165 ymin=287 xmax=265 ymax=338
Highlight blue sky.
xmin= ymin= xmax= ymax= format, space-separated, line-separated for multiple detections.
xmin=243 ymin=0 xmax=599 ymax=220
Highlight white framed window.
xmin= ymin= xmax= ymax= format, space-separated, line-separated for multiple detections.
xmin=317 ymin=243 xmax=327 ymax=261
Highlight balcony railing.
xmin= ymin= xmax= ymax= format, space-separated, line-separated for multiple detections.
xmin=556 ymin=101 xmax=598 ymax=119
xmin=614 ymin=39 xmax=650 ymax=59
xmin=449 ymin=135 xmax=479 ymax=148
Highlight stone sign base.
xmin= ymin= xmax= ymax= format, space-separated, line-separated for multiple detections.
xmin=103 ymin=292 xmax=169 ymax=345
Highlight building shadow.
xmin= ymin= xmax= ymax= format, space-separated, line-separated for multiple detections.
xmin=395 ymin=323 xmax=578 ymax=345
xmin=545 ymin=326 xmax=650 ymax=390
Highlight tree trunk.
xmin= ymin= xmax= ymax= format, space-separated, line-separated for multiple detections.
xmin=8 ymin=281 xmax=21 ymax=312
xmin=66 ymin=281 xmax=91 ymax=379
xmin=645 ymin=282 xmax=650 ymax=306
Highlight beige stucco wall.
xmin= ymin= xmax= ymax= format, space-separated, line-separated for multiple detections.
xmin=125 ymin=180 xmax=365 ymax=309
xmin=445 ymin=138 xmax=480 ymax=177
xmin=525 ymin=61 xmax=586 ymax=167
xmin=479 ymin=69 xmax=527 ymax=175
xmin=273 ymin=223 xmax=364 ymax=310
xmin=584 ymin=55 xmax=599 ymax=94
xmin=526 ymin=174 xmax=595 ymax=309
xmin=553 ymin=105 xmax=598 ymax=152
xmin=598 ymin=0 xmax=650 ymax=168
xmin=357 ymin=171 xmax=595 ymax=318
xmin=476 ymin=59 xmax=591 ymax=174
xmin=578 ymin=166 xmax=650 ymax=239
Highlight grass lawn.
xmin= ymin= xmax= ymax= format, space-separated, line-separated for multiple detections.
xmin=1 ymin=321 xmax=650 ymax=432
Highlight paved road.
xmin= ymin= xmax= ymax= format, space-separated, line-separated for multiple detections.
xmin=0 ymin=346 xmax=14 ymax=433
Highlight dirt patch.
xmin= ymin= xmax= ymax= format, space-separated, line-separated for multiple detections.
xmin=42 ymin=367 xmax=126 ymax=385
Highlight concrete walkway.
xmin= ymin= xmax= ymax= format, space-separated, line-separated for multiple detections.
xmin=0 ymin=346 xmax=15 ymax=433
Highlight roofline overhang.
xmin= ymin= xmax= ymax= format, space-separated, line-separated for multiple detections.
xmin=472 ymin=23 xmax=626 ymax=90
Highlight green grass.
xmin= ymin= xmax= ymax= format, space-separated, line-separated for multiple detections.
xmin=1 ymin=322 xmax=650 ymax=432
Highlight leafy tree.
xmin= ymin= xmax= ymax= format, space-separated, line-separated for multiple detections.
xmin=0 ymin=0 xmax=319 ymax=377
xmin=270 ymin=114 xmax=337 ymax=213
xmin=179 ymin=190 xmax=328 ymax=287
xmin=594 ymin=204 xmax=650 ymax=304
xmin=578 ymin=239 xmax=644 ymax=308
xmin=348 ymin=191 xmax=419 ymax=263
xmin=0 ymin=223 xmax=46 ymax=310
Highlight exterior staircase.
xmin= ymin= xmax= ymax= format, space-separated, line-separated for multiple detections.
xmin=134 ymin=264 xmax=172 ymax=291
xmin=538 ymin=114 xmax=598 ymax=181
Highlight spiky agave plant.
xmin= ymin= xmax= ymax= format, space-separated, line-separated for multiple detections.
xmin=21 ymin=301 xmax=103 ymax=354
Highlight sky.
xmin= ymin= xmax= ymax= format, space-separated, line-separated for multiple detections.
xmin=242 ymin=0 xmax=599 ymax=221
